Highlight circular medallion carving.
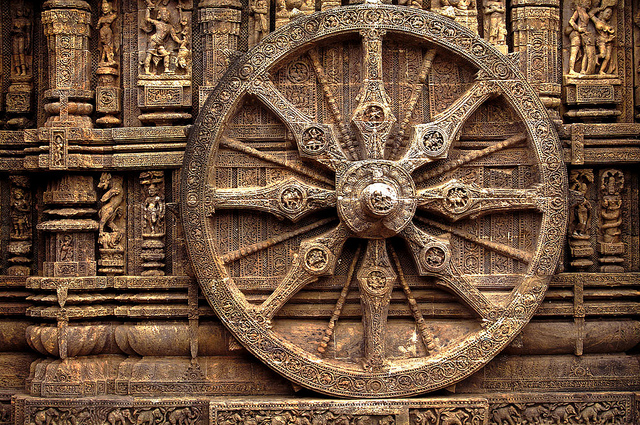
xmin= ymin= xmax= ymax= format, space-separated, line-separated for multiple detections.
xmin=182 ymin=5 xmax=568 ymax=398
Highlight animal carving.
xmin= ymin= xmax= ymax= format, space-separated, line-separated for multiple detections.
xmin=548 ymin=404 xmax=577 ymax=425
xmin=578 ymin=403 xmax=606 ymax=425
xmin=521 ymin=405 xmax=547 ymax=424
xmin=134 ymin=408 xmax=163 ymax=425
xmin=97 ymin=172 xmax=124 ymax=248
xmin=106 ymin=409 xmax=133 ymax=425
xmin=600 ymin=407 xmax=621 ymax=424
xmin=33 ymin=408 xmax=59 ymax=425
xmin=491 ymin=405 xmax=519 ymax=425
xmin=167 ymin=408 xmax=197 ymax=425
xmin=442 ymin=410 xmax=469 ymax=425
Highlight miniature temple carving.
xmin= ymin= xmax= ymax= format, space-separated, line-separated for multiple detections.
xmin=0 ymin=0 xmax=636 ymax=422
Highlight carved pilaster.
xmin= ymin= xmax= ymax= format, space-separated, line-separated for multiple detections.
xmin=41 ymin=0 xmax=93 ymax=128
xmin=8 ymin=176 xmax=32 ymax=276
xmin=137 ymin=0 xmax=192 ymax=126
xmin=96 ymin=0 xmax=122 ymax=127
xmin=598 ymin=169 xmax=625 ymax=272
xmin=140 ymin=171 xmax=165 ymax=276
xmin=6 ymin=1 xmax=34 ymax=129
xmin=512 ymin=0 xmax=561 ymax=112
xmin=198 ymin=0 xmax=241 ymax=107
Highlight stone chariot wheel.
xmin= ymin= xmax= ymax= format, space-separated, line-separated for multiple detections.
xmin=182 ymin=4 xmax=568 ymax=398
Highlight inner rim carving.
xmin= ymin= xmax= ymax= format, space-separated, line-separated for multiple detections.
xmin=182 ymin=5 xmax=568 ymax=398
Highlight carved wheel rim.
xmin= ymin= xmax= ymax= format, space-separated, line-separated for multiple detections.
xmin=182 ymin=5 xmax=567 ymax=398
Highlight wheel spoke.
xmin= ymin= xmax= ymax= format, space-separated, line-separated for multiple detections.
xmin=399 ymin=222 xmax=500 ymax=321
xmin=356 ymin=239 xmax=396 ymax=371
xmin=351 ymin=29 xmax=396 ymax=160
xmin=308 ymin=49 xmax=358 ymax=160
xmin=220 ymin=137 xmax=334 ymax=186
xmin=212 ymin=178 xmax=336 ymax=222
xmin=416 ymin=181 xmax=544 ymax=221
xmin=414 ymin=215 xmax=532 ymax=263
xmin=413 ymin=133 xmax=526 ymax=185
xmin=318 ymin=244 xmax=362 ymax=355
xmin=247 ymin=74 xmax=347 ymax=169
xmin=221 ymin=217 xmax=336 ymax=264
xmin=389 ymin=245 xmax=436 ymax=354
xmin=387 ymin=48 xmax=437 ymax=160
xmin=259 ymin=223 xmax=351 ymax=320
xmin=400 ymin=79 xmax=500 ymax=171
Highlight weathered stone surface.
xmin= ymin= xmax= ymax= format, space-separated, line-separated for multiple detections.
xmin=0 ymin=0 xmax=636 ymax=421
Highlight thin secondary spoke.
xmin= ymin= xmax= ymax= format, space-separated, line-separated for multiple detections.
xmin=308 ymin=49 xmax=358 ymax=160
xmin=318 ymin=244 xmax=362 ymax=355
xmin=389 ymin=245 xmax=436 ymax=354
xmin=221 ymin=217 xmax=336 ymax=264
xmin=414 ymin=133 xmax=526 ymax=185
xmin=388 ymin=49 xmax=437 ymax=160
xmin=414 ymin=215 xmax=532 ymax=263
xmin=220 ymin=137 xmax=334 ymax=186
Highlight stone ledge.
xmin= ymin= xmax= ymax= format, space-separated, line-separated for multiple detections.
xmin=11 ymin=393 xmax=640 ymax=424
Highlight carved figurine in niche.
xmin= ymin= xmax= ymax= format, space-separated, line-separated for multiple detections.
xmin=11 ymin=2 xmax=32 ymax=77
xmin=250 ymin=0 xmax=269 ymax=46
xmin=398 ymin=0 xmax=423 ymax=8
xmin=176 ymin=12 xmax=191 ymax=72
xmin=10 ymin=187 xmax=30 ymax=239
xmin=275 ymin=0 xmax=290 ymax=28
xmin=98 ymin=0 xmax=118 ymax=67
xmin=142 ymin=179 xmax=165 ymax=236
xmin=59 ymin=234 xmax=73 ymax=262
xmin=570 ymin=169 xmax=593 ymax=237
xmin=483 ymin=0 xmax=506 ymax=49
xmin=566 ymin=0 xmax=596 ymax=75
xmin=436 ymin=0 xmax=476 ymax=16
xmin=433 ymin=0 xmax=478 ymax=34
xmin=97 ymin=173 xmax=124 ymax=249
xmin=600 ymin=169 xmax=623 ymax=244
xmin=590 ymin=7 xmax=616 ymax=75
xmin=143 ymin=5 xmax=185 ymax=75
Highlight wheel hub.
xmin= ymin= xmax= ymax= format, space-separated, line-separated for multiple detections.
xmin=337 ymin=161 xmax=416 ymax=239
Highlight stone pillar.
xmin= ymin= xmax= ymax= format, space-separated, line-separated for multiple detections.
xmin=511 ymin=0 xmax=561 ymax=114
xmin=198 ymin=0 xmax=242 ymax=107
xmin=36 ymin=175 xmax=98 ymax=359
xmin=41 ymin=0 xmax=94 ymax=128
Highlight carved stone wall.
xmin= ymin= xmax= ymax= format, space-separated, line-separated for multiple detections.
xmin=0 ymin=0 xmax=637 ymax=423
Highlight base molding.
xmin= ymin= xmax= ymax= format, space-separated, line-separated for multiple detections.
xmin=11 ymin=392 xmax=640 ymax=425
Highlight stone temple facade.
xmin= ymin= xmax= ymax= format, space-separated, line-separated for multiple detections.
xmin=0 ymin=0 xmax=638 ymax=423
